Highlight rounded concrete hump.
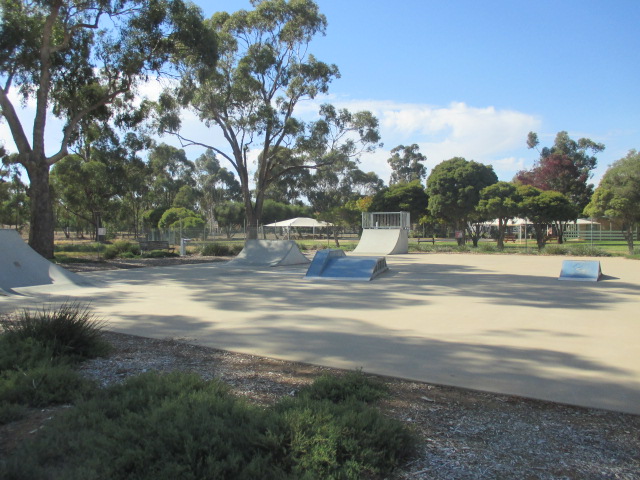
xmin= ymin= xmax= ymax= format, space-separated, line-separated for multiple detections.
xmin=229 ymin=240 xmax=310 ymax=267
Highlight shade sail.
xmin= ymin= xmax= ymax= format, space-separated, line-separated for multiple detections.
xmin=264 ymin=217 xmax=332 ymax=227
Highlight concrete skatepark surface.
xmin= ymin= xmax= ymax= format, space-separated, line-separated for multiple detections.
xmin=1 ymin=252 xmax=639 ymax=415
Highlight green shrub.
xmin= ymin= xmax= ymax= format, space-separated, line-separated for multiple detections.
xmin=277 ymin=397 xmax=415 ymax=479
xmin=543 ymin=244 xmax=569 ymax=255
xmin=0 ymin=363 xmax=95 ymax=408
xmin=141 ymin=250 xmax=179 ymax=259
xmin=567 ymin=244 xmax=611 ymax=257
xmin=0 ymin=401 xmax=27 ymax=425
xmin=103 ymin=240 xmax=140 ymax=259
xmin=296 ymin=370 xmax=388 ymax=404
xmin=478 ymin=243 xmax=497 ymax=253
xmin=199 ymin=242 xmax=236 ymax=256
xmin=0 ymin=302 xmax=110 ymax=361
xmin=1 ymin=372 xmax=416 ymax=480
xmin=54 ymin=243 xmax=105 ymax=253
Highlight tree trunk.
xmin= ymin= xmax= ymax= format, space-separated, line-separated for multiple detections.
xmin=26 ymin=162 xmax=55 ymax=259
xmin=624 ymin=226 xmax=635 ymax=254
xmin=496 ymin=218 xmax=505 ymax=250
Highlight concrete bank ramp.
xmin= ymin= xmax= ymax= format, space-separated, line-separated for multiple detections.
xmin=229 ymin=240 xmax=310 ymax=267
xmin=352 ymin=228 xmax=408 ymax=255
xmin=0 ymin=229 xmax=94 ymax=295
xmin=305 ymin=249 xmax=388 ymax=281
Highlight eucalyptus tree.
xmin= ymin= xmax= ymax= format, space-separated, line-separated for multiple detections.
xmin=304 ymin=158 xmax=384 ymax=214
xmin=157 ymin=0 xmax=381 ymax=237
xmin=147 ymin=144 xmax=196 ymax=209
xmin=194 ymin=149 xmax=242 ymax=228
xmin=387 ymin=144 xmax=427 ymax=185
xmin=0 ymin=0 xmax=216 ymax=257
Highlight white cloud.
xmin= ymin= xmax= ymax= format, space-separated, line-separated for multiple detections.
xmin=318 ymin=99 xmax=541 ymax=182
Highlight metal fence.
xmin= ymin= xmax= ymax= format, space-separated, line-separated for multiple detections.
xmin=361 ymin=212 xmax=410 ymax=230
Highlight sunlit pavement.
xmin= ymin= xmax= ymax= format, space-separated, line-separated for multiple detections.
xmin=2 ymin=253 xmax=639 ymax=415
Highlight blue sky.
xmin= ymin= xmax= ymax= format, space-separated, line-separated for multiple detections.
xmin=1 ymin=1 xmax=638 ymax=188
xmin=194 ymin=0 xmax=640 ymax=185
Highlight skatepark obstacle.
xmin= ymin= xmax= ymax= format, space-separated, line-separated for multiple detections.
xmin=0 ymin=229 xmax=94 ymax=294
xmin=352 ymin=211 xmax=409 ymax=255
xmin=229 ymin=240 xmax=310 ymax=267
xmin=304 ymin=249 xmax=388 ymax=281
xmin=558 ymin=260 xmax=603 ymax=282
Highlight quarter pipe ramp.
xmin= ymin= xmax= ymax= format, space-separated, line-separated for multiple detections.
xmin=0 ymin=229 xmax=94 ymax=294
xmin=229 ymin=240 xmax=310 ymax=267
xmin=352 ymin=229 xmax=408 ymax=255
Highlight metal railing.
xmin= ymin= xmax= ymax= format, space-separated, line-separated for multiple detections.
xmin=361 ymin=212 xmax=410 ymax=230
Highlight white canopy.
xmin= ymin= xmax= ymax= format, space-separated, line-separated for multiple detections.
xmin=265 ymin=217 xmax=332 ymax=227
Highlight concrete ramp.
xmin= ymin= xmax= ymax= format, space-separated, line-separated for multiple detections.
xmin=352 ymin=228 xmax=408 ymax=255
xmin=229 ymin=240 xmax=310 ymax=267
xmin=559 ymin=260 xmax=603 ymax=282
xmin=0 ymin=229 xmax=94 ymax=294
xmin=305 ymin=249 xmax=388 ymax=281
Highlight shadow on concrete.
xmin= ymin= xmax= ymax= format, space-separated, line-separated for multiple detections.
xmin=104 ymin=311 xmax=640 ymax=415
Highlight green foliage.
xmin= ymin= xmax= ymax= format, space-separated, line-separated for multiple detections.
xmin=478 ymin=243 xmax=498 ymax=253
xmin=54 ymin=242 xmax=105 ymax=253
xmin=370 ymin=180 xmax=429 ymax=222
xmin=296 ymin=370 xmax=388 ymax=404
xmin=198 ymin=242 xmax=243 ymax=256
xmin=103 ymin=240 xmax=141 ymax=259
xmin=0 ymin=0 xmax=217 ymax=257
xmin=160 ymin=0 xmax=381 ymax=230
xmin=543 ymin=244 xmax=611 ymax=257
xmin=158 ymin=207 xmax=203 ymax=229
xmin=0 ymin=363 xmax=95 ymax=410
xmin=426 ymin=157 xmax=498 ymax=231
xmin=141 ymin=250 xmax=179 ymax=259
xmin=0 ymin=401 xmax=27 ymax=425
xmin=387 ymin=144 xmax=427 ymax=185
xmin=142 ymin=207 xmax=169 ymax=229
xmin=0 ymin=302 xmax=106 ymax=420
xmin=0 ymin=302 xmax=110 ymax=361
xmin=261 ymin=200 xmax=312 ymax=225
xmin=2 ymin=371 xmax=415 ymax=479
xmin=517 ymin=185 xmax=577 ymax=249
xmin=585 ymin=149 xmax=640 ymax=254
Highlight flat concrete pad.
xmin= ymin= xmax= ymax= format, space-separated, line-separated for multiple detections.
xmin=2 ymin=254 xmax=639 ymax=415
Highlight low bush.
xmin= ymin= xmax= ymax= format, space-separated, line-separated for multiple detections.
xmin=140 ymin=249 xmax=178 ymax=259
xmin=198 ymin=242 xmax=242 ymax=256
xmin=542 ymin=244 xmax=611 ymax=257
xmin=478 ymin=243 xmax=498 ymax=253
xmin=54 ymin=243 xmax=104 ymax=253
xmin=0 ymin=302 xmax=110 ymax=361
xmin=103 ymin=240 xmax=140 ymax=259
xmin=1 ymin=371 xmax=416 ymax=479
xmin=0 ymin=303 xmax=106 ymax=423
xmin=0 ymin=401 xmax=27 ymax=425
xmin=296 ymin=370 xmax=388 ymax=404
xmin=566 ymin=244 xmax=611 ymax=257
